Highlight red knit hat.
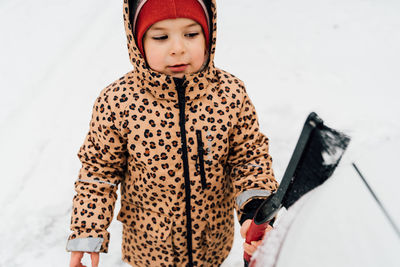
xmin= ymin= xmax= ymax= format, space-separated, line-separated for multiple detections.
xmin=133 ymin=0 xmax=210 ymax=56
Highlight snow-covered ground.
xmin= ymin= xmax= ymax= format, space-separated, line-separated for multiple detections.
xmin=0 ymin=0 xmax=399 ymax=266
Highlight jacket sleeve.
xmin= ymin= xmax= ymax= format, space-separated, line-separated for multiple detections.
xmin=66 ymin=88 xmax=128 ymax=253
xmin=227 ymin=83 xmax=279 ymax=225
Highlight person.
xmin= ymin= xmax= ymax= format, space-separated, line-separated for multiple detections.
xmin=67 ymin=0 xmax=279 ymax=266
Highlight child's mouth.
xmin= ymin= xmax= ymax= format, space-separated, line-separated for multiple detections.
xmin=169 ymin=64 xmax=188 ymax=72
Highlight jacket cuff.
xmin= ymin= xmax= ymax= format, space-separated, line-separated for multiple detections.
xmin=66 ymin=237 xmax=104 ymax=253
xmin=238 ymin=198 xmax=265 ymax=225
xmin=236 ymin=189 xmax=271 ymax=210
xmin=236 ymin=190 xmax=272 ymax=225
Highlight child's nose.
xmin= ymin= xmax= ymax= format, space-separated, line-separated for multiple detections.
xmin=170 ymin=38 xmax=185 ymax=55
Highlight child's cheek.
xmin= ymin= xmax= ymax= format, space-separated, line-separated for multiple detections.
xmin=145 ymin=48 xmax=165 ymax=73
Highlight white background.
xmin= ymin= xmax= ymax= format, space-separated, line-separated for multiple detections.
xmin=0 ymin=0 xmax=399 ymax=266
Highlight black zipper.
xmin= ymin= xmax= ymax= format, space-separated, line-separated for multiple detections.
xmin=196 ymin=130 xmax=207 ymax=190
xmin=174 ymin=77 xmax=194 ymax=266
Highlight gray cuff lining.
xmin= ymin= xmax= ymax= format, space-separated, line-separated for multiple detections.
xmin=66 ymin=237 xmax=103 ymax=252
xmin=236 ymin=189 xmax=272 ymax=209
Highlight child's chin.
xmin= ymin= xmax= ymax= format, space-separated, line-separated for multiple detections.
xmin=171 ymin=73 xmax=186 ymax=79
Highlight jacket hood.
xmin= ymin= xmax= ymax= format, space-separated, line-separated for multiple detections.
xmin=123 ymin=0 xmax=217 ymax=84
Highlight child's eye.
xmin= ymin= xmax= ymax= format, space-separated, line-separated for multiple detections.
xmin=185 ymin=32 xmax=199 ymax=38
xmin=152 ymin=35 xmax=168 ymax=40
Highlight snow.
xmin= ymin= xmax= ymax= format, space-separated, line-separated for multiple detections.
xmin=251 ymin=190 xmax=311 ymax=267
xmin=253 ymin=164 xmax=400 ymax=267
xmin=320 ymin=128 xmax=348 ymax=166
xmin=0 ymin=0 xmax=399 ymax=266
xmin=321 ymin=147 xmax=345 ymax=166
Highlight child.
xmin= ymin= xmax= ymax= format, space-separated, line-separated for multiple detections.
xmin=67 ymin=0 xmax=278 ymax=266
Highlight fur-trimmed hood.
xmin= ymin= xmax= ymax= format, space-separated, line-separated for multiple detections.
xmin=123 ymin=0 xmax=217 ymax=81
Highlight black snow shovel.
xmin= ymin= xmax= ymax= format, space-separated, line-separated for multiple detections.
xmin=244 ymin=112 xmax=351 ymax=266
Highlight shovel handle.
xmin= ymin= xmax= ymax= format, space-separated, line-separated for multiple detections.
xmin=243 ymin=219 xmax=271 ymax=263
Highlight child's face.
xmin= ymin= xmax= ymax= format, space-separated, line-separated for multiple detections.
xmin=143 ymin=18 xmax=207 ymax=78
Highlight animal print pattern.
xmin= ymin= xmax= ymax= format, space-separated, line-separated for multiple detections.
xmin=67 ymin=0 xmax=278 ymax=266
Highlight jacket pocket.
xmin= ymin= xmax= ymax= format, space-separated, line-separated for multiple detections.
xmin=196 ymin=130 xmax=207 ymax=190
xmin=117 ymin=200 xmax=172 ymax=241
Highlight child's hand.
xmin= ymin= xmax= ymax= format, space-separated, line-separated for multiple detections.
xmin=69 ymin=251 xmax=99 ymax=267
xmin=240 ymin=219 xmax=273 ymax=256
